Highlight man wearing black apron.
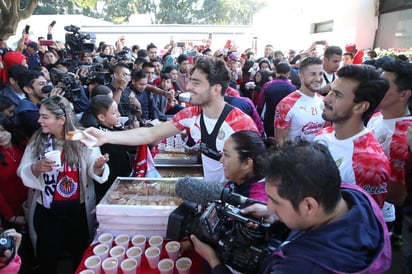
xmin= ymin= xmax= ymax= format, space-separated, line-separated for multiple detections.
xmin=85 ymin=56 xmax=259 ymax=183
xmin=319 ymin=46 xmax=342 ymax=96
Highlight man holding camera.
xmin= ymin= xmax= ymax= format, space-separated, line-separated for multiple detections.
xmin=191 ymin=140 xmax=391 ymax=273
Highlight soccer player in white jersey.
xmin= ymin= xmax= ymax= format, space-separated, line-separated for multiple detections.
xmin=275 ymin=57 xmax=326 ymax=146
xmin=367 ymin=60 xmax=412 ymax=248
xmin=315 ymin=64 xmax=391 ymax=218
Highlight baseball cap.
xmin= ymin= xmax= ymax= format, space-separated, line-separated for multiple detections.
xmin=27 ymin=41 xmax=38 ymax=51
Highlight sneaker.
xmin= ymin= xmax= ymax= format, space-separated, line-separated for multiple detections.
xmin=391 ymin=234 xmax=403 ymax=249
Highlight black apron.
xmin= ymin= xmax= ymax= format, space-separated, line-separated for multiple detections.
xmin=200 ymin=103 xmax=234 ymax=161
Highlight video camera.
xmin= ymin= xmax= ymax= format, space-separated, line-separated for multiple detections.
xmin=64 ymin=25 xmax=95 ymax=59
xmin=78 ymin=62 xmax=112 ymax=86
xmin=47 ymin=68 xmax=82 ymax=102
xmin=167 ymin=198 xmax=280 ymax=273
xmin=99 ymin=49 xmax=133 ymax=72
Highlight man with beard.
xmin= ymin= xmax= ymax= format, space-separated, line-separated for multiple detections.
xmin=85 ymin=56 xmax=258 ymax=183
xmin=274 ymin=57 xmax=326 ymax=147
xmin=315 ymin=65 xmax=391 ymax=217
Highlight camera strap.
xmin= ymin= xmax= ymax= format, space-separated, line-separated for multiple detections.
xmin=200 ymin=103 xmax=233 ymax=161
xmin=323 ymin=72 xmax=335 ymax=84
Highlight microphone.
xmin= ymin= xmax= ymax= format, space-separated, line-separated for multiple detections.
xmin=175 ymin=177 xmax=267 ymax=206
xmin=175 ymin=177 xmax=222 ymax=207
xmin=221 ymin=188 xmax=267 ymax=206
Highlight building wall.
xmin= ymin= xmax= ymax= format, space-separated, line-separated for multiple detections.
xmin=375 ymin=8 xmax=412 ymax=49
xmin=252 ymin=0 xmax=378 ymax=55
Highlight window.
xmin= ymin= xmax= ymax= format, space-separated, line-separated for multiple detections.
xmin=380 ymin=0 xmax=412 ymax=14
xmin=312 ymin=20 xmax=334 ymax=33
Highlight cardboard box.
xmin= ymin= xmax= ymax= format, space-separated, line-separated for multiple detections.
xmin=96 ymin=177 xmax=182 ymax=237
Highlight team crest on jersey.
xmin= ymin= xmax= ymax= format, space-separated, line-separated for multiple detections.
xmin=335 ymin=157 xmax=343 ymax=168
xmin=378 ymin=134 xmax=387 ymax=144
xmin=56 ymin=176 xmax=78 ymax=198
xmin=319 ymin=102 xmax=325 ymax=111
xmin=218 ymin=129 xmax=226 ymax=140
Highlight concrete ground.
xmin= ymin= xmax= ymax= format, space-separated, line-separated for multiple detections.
xmin=386 ymin=214 xmax=412 ymax=274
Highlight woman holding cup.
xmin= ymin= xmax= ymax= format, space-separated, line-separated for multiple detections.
xmin=17 ymin=95 xmax=110 ymax=274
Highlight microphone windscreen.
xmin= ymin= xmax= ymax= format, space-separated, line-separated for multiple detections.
xmin=175 ymin=177 xmax=222 ymax=206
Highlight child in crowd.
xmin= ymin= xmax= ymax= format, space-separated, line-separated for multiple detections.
xmin=248 ymin=69 xmax=272 ymax=106
xmin=90 ymin=95 xmax=137 ymax=202
xmin=159 ymin=73 xmax=184 ymax=115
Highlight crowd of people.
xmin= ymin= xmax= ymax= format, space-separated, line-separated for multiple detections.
xmin=0 ymin=21 xmax=411 ymax=274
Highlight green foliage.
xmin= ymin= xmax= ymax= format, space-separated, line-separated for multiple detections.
xmin=374 ymin=47 xmax=412 ymax=60
xmin=20 ymin=0 xmax=271 ymax=25
xmin=157 ymin=0 xmax=199 ymax=24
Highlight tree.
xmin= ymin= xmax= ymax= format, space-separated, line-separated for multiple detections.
xmin=0 ymin=0 xmax=39 ymax=39
xmin=0 ymin=0 xmax=270 ymax=40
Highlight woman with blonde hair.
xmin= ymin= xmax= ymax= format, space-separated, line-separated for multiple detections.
xmin=17 ymin=95 xmax=109 ymax=274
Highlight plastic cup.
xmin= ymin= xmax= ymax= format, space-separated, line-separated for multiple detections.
xmin=98 ymin=232 xmax=113 ymax=248
xmin=102 ymin=257 xmax=118 ymax=274
xmin=44 ymin=150 xmax=61 ymax=169
xmin=148 ymin=235 xmax=163 ymax=249
xmin=165 ymin=241 xmax=181 ymax=261
xmin=176 ymin=257 xmax=192 ymax=274
xmin=79 ymin=270 xmax=94 ymax=274
xmin=158 ymin=143 xmax=166 ymax=152
xmin=144 ymin=246 xmax=161 ymax=269
xmin=119 ymin=116 xmax=129 ymax=125
xmin=109 ymin=245 xmax=126 ymax=262
xmin=126 ymin=246 xmax=142 ymax=267
xmin=84 ymin=255 xmax=101 ymax=274
xmin=120 ymin=258 xmax=138 ymax=274
xmin=114 ymin=234 xmax=130 ymax=249
xmin=131 ymin=234 xmax=146 ymax=252
xmin=93 ymin=243 xmax=110 ymax=260
xmin=158 ymin=258 xmax=174 ymax=274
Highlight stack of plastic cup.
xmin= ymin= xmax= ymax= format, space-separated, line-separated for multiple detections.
xmin=166 ymin=137 xmax=174 ymax=151
xmin=174 ymin=134 xmax=183 ymax=151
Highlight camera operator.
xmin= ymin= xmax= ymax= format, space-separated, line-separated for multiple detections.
xmin=191 ymin=140 xmax=391 ymax=274
xmin=48 ymin=63 xmax=90 ymax=113
xmin=0 ymin=228 xmax=22 ymax=273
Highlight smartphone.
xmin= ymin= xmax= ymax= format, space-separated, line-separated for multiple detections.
xmin=39 ymin=40 xmax=54 ymax=46
xmin=24 ymin=25 xmax=30 ymax=34
xmin=50 ymin=20 xmax=56 ymax=27
xmin=176 ymin=42 xmax=185 ymax=48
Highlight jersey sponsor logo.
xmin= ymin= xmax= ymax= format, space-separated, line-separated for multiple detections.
xmin=363 ymin=183 xmax=387 ymax=195
xmin=301 ymin=121 xmax=324 ymax=135
xmin=335 ymin=157 xmax=343 ymax=168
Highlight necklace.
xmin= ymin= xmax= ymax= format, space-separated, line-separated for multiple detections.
xmin=3 ymin=147 xmax=16 ymax=163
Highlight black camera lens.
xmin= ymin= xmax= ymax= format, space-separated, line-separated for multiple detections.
xmin=41 ymin=85 xmax=53 ymax=94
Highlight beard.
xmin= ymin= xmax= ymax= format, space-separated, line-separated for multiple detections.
xmin=302 ymin=79 xmax=322 ymax=93
xmin=321 ymin=104 xmax=352 ymax=123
